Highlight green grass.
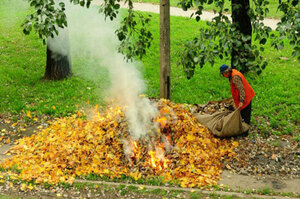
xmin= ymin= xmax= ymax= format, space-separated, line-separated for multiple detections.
xmin=257 ymin=186 xmax=271 ymax=195
xmin=141 ymin=12 xmax=299 ymax=138
xmin=132 ymin=0 xmax=283 ymax=19
xmin=0 ymin=1 xmax=299 ymax=139
xmin=0 ymin=1 xmax=104 ymax=119
xmin=80 ymin=173 xmax=171 ymax=187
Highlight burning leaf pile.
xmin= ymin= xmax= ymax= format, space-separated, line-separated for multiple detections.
xmin=1 ymin=99 xmax=238 ymax=188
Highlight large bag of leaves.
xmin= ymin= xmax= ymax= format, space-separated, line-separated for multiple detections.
xmin=194 ymin=108 xmax=249 ymax=137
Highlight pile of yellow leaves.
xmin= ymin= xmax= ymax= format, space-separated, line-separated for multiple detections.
xmin=1 ymin=99 xmax=238 ymax=188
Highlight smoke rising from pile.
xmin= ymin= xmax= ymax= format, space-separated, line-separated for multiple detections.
xmin=48 ymin=0 xmax=158 ymax=139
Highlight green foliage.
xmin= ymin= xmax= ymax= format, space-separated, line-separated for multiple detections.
xmin=99 ymin=0 xmax=122 ymax=20
xmin=22 ymin=0 xmax=69 ymax=44
xmin=23 ymin=0 xmax=153 ymax=61
xmin=250 ymin=0 xmax=300 ymax=66
xmin=70 ymin=0 xmax=93 ymax=8
xmin=116 ymin=11 xmax=153 ymax=60
xmin=178 ymin=0 xmax=265 ymax=76
xmin=178 ymin=0 xmax=299 ymax=78
xmin=0 ymin=4 xmax=299 ymax=139
xmin=272 ymin=0 xmax=300 ymax=61
xmin=98 ymin=0 xmax=153 ymax=60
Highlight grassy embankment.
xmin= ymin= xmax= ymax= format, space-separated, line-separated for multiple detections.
xmin=0 ymin=1 xmax=299 ymax=138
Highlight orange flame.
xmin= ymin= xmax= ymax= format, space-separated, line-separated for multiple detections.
xmin=157 ymin=116 xmax=168 ymax=128
xmin=146 ymin=144 xmax=169 ymax=171
xmin=130 ymin=140 xmax=141 ymax=160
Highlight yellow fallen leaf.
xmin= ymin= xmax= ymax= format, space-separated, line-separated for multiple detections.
xmin=28 ymin=184 xmax=34 ymax=190
xmin=139 ymin=185 xmax=145 ymax=190
xmin=20 ymin=183 xmax=27 ymax=191
xmin=27 ymin=111 xmax=32 ymax=118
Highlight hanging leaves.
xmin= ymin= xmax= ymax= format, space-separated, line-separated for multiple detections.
xmin=24 ymin=0 xmax=152 ymax=61
xmin=179 ymin=0 xmax=300 ymax=78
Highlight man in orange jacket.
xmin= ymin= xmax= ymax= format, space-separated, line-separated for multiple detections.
xmin=220 ymin=64 xmax=255 ymax=133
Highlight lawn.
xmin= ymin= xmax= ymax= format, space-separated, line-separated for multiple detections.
xmin=0 ymin=0 xmax=299 ymax=138
xmin=132 ymin=0 xmax=283 ymax=19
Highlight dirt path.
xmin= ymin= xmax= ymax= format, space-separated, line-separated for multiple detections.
xmin=220 ymin=170 xmax=300 ymax=194
xmin=0 ymin=144 xmax=12 ymax=161
xmin=92 ymin=0 xmax=280 ymax=30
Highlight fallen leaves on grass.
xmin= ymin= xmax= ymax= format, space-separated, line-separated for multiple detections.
xmin=1 ymin=99 xmax=237 ymax=187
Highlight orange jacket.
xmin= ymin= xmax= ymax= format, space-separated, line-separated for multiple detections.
xmin=230 ymin=69 xmax=255 ymax=110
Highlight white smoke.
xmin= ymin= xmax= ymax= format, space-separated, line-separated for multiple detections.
xmin=48 ymin=0 xmax=158 ymax=139
xmin=47 ymin=27 xmax=71 ymax=60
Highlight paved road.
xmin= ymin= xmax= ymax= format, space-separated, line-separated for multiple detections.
xmin=92 ymin=0 xmax=280 ymax=30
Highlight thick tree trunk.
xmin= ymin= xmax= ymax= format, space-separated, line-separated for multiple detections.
xmin=231 ymin=0 xmax=252 ymax=73
xmin=44 ymin=45 xmax=72 ymax=80
xmin=160 ymin=0 xmax=171 ymax=99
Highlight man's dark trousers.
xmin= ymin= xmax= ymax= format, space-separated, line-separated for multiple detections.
xmin=240 ymin=102 xmax=252 ymax=135
xmin=241 ymin=101 xmax=252 ymax=124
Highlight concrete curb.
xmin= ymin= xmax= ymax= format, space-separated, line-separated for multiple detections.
xmin=75 ymin=179 xmax=298 ymax=199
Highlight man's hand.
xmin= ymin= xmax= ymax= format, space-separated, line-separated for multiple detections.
xmin=237 ymin=102 xmax=243 ymax=109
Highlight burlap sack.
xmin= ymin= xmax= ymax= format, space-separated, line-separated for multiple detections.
xmin=195 ymin=108 xmax=249 ymax=137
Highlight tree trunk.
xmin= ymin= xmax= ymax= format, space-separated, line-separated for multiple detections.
xmin=160 ymin=0 xmax=171 ymax=99
xmin=231 ymin=0 xmax=252 ymax=73
xmin=44 ymin=45 xmax=72 ymax=80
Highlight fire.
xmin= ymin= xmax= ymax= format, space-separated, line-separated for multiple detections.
xmin=123 ymin=139 xmax=143 ymax=164
xmin=91 ymin=104 xmax=123 ymax=121
xmin=126 ymin=139 xmax=170 ymax=172
xmin=124 ymin=113 xmax=173 ymax=171
xmin=146 ymin=144 xmax=169 ymax=171
xmin=157 ymin=116 xmax=168 ymax=128
xmin=130 ymin=140 xmax=141 ymax=160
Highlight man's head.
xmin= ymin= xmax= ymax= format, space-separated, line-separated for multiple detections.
xmin=220 ymin=64 xmax=231 ymax=78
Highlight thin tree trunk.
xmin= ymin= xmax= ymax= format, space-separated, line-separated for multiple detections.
xmin=160 ymin=0 xmax=171 ymax=99
xmin=231 ymin=0 xmax=252 ymax=73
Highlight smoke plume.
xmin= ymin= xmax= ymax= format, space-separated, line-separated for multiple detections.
xmin=48 ymin=0 xmax=158 ymax=139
